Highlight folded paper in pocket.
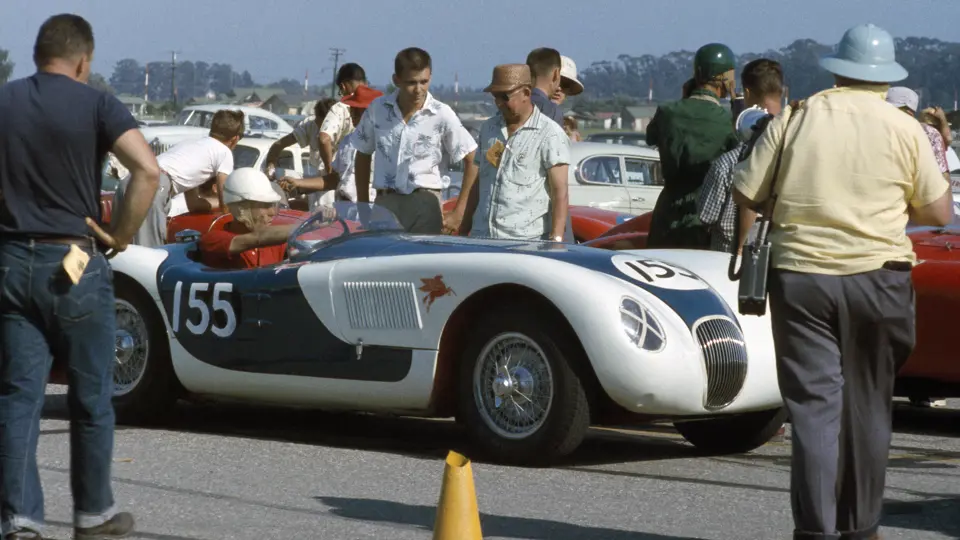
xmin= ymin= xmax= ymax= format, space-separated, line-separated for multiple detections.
xmin=486 ymin=140 xmax=506 ymax=168
xmin=62 ymin=244 xmax=90 ymax=285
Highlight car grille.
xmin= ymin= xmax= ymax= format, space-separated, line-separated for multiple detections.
xmin=343 ymin=281 xmax=422 ymax=330
xmin=693 ymin=317 xmax=748 ymax=410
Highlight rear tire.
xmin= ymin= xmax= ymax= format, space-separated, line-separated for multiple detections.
xmin=112 ymin=280 xmax=180 ymax=424
xmin=673 ymin=407 xmax=787 ymax=454
xmin=456 ymin=307 xmax=590 ymax=465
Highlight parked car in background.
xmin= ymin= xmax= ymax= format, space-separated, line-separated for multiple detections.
xmin=568 ymin=142 xmax=662 ymax=215
xmin=175 ymin=104 xmax=293 ymax=139
xmin=585 ymin=131 xmax=650 ymax=148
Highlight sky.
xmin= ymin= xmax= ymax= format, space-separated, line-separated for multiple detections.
xmin=2 ymin=0 xmax=959 ymax=89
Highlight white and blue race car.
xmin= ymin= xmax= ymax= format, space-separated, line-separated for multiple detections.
xmin=104 ymin=202 xmax=784 ymax=465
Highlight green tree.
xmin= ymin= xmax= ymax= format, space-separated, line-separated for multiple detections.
xmin=0 ymin=49 xmax=14 ymax=85
xmin=88 ymin=72 xmax=114 ymax=93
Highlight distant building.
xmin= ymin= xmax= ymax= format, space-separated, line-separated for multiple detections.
xmin=620 ymin=105 xmax=658 ymax=131
xmin=117 ymin=95 xmax=147 ymax=117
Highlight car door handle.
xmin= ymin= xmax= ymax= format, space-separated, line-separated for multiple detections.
xmin=631 ymin=196 xmax=644 ymax=201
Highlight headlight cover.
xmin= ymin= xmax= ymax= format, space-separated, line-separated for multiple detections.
xmin=620 ymin=297 xmax=666 ymax=352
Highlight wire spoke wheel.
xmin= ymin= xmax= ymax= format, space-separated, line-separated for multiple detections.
xmin=473 ymin=332 xmax=554 ymax=440
xmin=113 ymin=298 xmax=149 ymax=397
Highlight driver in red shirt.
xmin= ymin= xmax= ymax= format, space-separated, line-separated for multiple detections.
xmin=199 ymin=167 xmax=297 ymax=269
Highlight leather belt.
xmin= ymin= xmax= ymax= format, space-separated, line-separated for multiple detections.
xmin=376 ymin=187 xmax=441 ymax=196
xmin=29 ymin=236 xmax=99 ymax=252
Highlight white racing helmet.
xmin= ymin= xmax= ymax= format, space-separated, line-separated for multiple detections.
xmin=735 ymin=105 xmax=772 ymax=142
xmin=222 ymin=167 xmax=282 ymax=205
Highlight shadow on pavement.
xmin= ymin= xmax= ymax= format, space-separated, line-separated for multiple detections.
xmin=882 ymin=496 xmax=960 ymax=537
xmin=41 ymin=393 xmax=700 ymax=468
xmin=315 ymin=496 xmax=707 ymax=540
xmin=891 ymin=402 xmax=960 ymax=438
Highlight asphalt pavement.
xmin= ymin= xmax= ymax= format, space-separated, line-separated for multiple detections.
xmin=31 ymin=387 xmax=960 ymax=540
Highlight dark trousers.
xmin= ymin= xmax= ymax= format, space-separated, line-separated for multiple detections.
xmin=768 ymin=267 xmax=916 ymax=540
xmin=0 ymin=240 xmax=118 ymax=536
xmin=376 ymin=189 xmax=444 ymax=234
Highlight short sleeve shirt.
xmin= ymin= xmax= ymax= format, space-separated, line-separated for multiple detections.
xmin=292 ymin=115 xmax=324 ymax=170
xmin=199 ymin=228 xmax=286 ymax=269
xmin=353 ymin=91 xmax=478 ymax=194
xmin=158 ymin=137 xmax=234 ymax=194
xmin=0 ymin=73 xmax=139 ymax=237
xmin=733 ymin=85 xmax=950 ymax=274
xmin=470 ymin=107 xmax=571 ymax=240
xmin=332 ymin=130 xmax=376 ymax=202
xmin=319 ymin=102 xmax=354 ymax=149
xmin=921 ymin=124 xmax=949 ymax=174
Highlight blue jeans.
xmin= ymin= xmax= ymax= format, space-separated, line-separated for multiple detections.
xmin=0 ymin=239 xmax=118 ymax=536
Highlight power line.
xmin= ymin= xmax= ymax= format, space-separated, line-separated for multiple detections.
xmin=329 ymin=48 xmax=345 ymax=98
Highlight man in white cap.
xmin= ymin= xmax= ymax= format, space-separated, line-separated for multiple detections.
xmin=198 ymin=167 xmax=297 ymax=269
xmin=551 ymin=55 xmax=584 ymax=106
xmin=887 ymin=86 xmax=952 ymax=182
xmin=733 ymin=23 xmax=952 ymax=540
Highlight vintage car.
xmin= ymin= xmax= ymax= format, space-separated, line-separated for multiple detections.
xmin=81 ymin=202 xmax=785 ymax=465
xmin=575 ymin=208 xmax=960 ymax=396
xmin=567 ymin=142 xmax=663 ymax=216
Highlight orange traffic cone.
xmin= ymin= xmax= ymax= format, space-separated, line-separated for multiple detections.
xmin=432 ymin=450 xmax=483 ymax=539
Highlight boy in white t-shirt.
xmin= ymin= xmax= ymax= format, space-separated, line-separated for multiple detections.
xmin=278 ymin=85 xmax=383 ymax=207
xmin=112 ymin=109 xmax=244 ymax=247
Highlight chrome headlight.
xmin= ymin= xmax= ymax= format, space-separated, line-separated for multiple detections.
xmin=620 ymin=298 xmax=666 ymax=352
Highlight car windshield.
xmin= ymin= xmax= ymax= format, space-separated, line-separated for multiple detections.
xmin=287 ymin=201 xmax=404 ymax=259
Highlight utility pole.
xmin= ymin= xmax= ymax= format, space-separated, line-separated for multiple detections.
xmin=170 ymin=50 xmax=180 ymax=108
xmin=329 ymin=48 xmax=345 ymax=98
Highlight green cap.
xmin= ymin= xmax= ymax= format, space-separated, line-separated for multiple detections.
xmin=694 ymin=43 xmax=736 ymax=82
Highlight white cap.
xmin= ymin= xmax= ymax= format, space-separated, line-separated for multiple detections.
xmin=560 ymin=56 xmax=583 ymax=96
xmin=222 ymin=167 xmax=282 ymax=205
xmin=886 ymin=87 xmax=919 ymax=113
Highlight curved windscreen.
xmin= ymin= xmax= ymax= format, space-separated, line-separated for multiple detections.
xmin=287 ymin=201 xmax=404 ymax=258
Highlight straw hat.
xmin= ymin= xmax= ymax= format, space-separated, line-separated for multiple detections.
xmin=483 ymin=64 xmax=533 ymax=93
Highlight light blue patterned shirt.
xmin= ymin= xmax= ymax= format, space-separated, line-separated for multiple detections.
xmin=470 ymin=106 xmax=571 ymax=240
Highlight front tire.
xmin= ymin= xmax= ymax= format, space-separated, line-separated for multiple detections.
xmin=673 ymin=407 xmax=787 ymax=454
xmin=112 ymin=281 xmax=179 ymax=424
xmin=456 ymin=308 xmax=591 ymax=465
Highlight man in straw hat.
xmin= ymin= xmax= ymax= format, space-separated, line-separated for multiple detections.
xmin=451 ymin=64 xmax=570 ymax=241
xmin=732 ymin=23 xmax=952 ymax=540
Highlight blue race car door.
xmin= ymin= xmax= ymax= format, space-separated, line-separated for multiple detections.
xmin=246 ymin=261 xmax=414 ymax=383
xmin=158 ymin=264 xmax=260 ymax=369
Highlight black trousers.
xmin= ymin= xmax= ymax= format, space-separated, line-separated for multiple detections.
xmin=768 ymin=266 xmax=916 ymax=540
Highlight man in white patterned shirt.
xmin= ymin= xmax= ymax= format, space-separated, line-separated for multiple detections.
xmin=354 ymin=48 xmax=478 ymax=233
xmin=457 ymin=64 xmax=570 ymax=241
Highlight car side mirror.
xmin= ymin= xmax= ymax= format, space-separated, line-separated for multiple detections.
xmin=175 ymin=229 xmax=201 ymax=244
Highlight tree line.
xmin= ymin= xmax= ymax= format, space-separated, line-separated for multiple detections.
xmin=1 ymin=36 xmax=958 ymax=109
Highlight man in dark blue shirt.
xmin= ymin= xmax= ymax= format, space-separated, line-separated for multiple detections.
xmin=525 ymin=47 xmax=573 ymax=242
xmin=0 ymin=13 xmax=159 ymax=540
xmin=525 ymin=47 xmax=566 ymax=127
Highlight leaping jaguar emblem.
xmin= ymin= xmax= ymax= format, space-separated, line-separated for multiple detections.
xmin=419 ymin=275 xmax=455 ymax=312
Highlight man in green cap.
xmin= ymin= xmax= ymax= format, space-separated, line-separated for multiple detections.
xmin=645 ymin=43 xmax=741 ymax=248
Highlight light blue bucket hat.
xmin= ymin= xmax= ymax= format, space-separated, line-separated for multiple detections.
xmin=819 ymin=23 xmax=908 ymax=83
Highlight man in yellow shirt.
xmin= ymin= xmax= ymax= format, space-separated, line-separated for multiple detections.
xmin=732 ymin=23 xmax=952 ymax=540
